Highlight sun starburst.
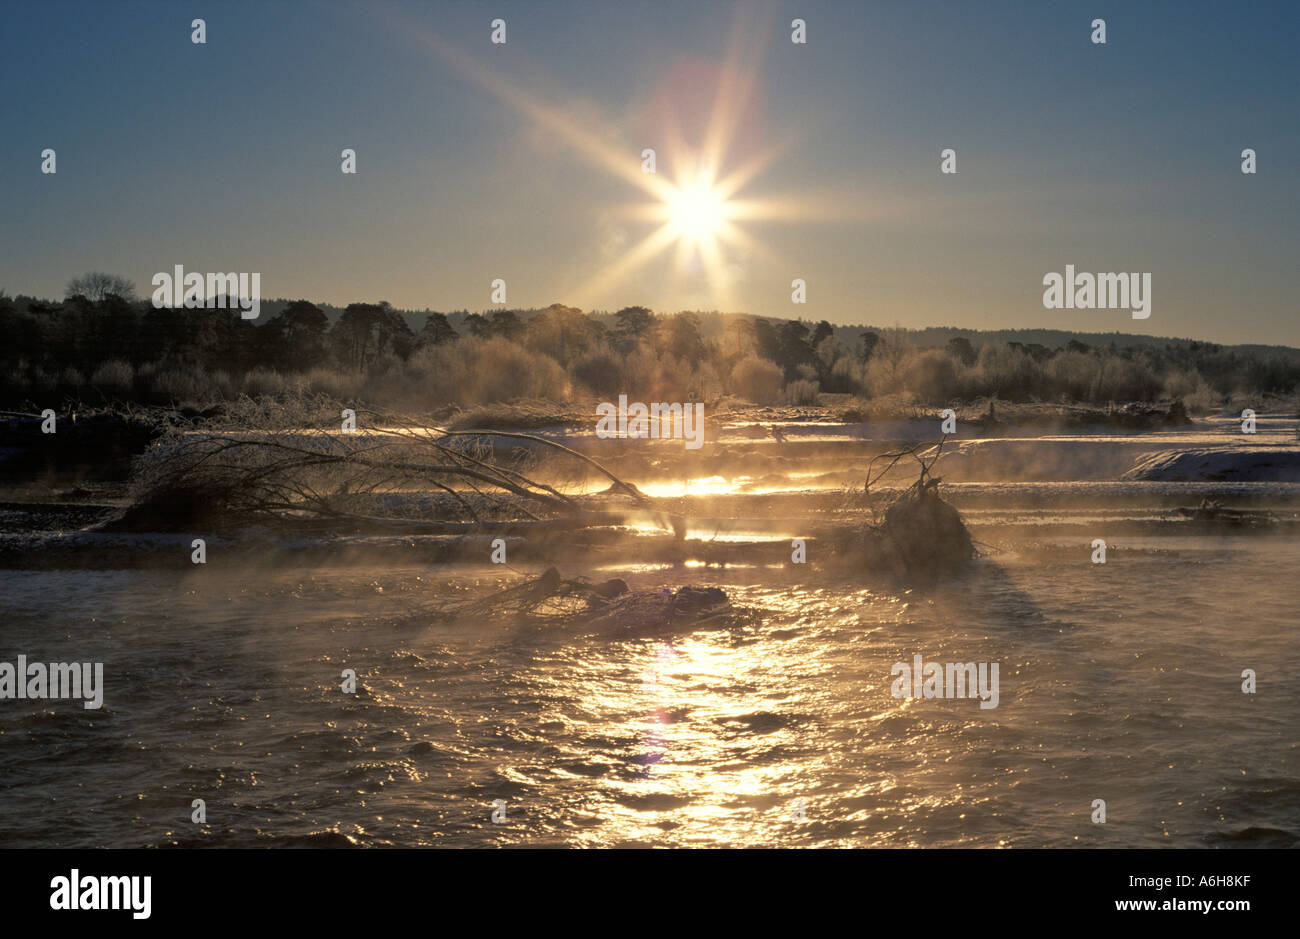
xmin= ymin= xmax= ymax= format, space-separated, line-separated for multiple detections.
xmin=666 ymin=177 xmax=730 ymax=244
xmin=399 ymin=4 xmax=858 ymax=311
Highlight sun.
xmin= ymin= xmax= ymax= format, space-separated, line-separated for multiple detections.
xmin=666 ymin=179 xmax=729 ymax=243
xmin=407 ymin=9 xmax=830 ymax=309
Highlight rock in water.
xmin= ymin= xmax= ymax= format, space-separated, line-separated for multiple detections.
xmin=669 ymin=585 xmax=728 ymax=614
xmin=590 ymin=577 xmax=630 ymax=599
xmin=584 ymin=584 xmax=732 ymax=634
xmin=845 ymin=481 xmax=975 ymax=579
xmin=880 ymin=482 xmax=975 ymax=573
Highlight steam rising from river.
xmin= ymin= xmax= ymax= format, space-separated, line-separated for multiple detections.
xmin=0 ymin=415 xmax=1296 ymax=847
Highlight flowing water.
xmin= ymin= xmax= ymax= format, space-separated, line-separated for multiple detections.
xmin=1 ymin=422 xmax=1298 ymax=847
xmin=1 ymin=528 xmax=1297 ymax=847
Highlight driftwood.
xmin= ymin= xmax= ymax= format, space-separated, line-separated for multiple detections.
xmin=1175 ymin=498 xmax=1280 ymax=526
xmin=105 ymin=395 xmax=653 ymax=533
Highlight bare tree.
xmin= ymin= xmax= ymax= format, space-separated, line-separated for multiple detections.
xmin=66 ymin=272 xmax=136 ymax=303
xmin=872 ymin=325 xmax=913 ymax=387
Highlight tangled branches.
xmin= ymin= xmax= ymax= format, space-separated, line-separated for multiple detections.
xmin=111 ymin=394 xmax=648 ymax=532
xmin=858 ymin=435 xmax=952 ymax=526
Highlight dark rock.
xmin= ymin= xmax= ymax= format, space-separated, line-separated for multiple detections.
xmin=591 ymin=578 xmax=629 ymax=598
xmin=671 ymin=585 xmax=728 ymax=613
xmin=881 ymin=482 xmax=975 ymax=572
xmin=847 ymin=481 xmax=976 ymax=581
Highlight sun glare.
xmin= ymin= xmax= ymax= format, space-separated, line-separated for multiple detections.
xmin=410 ymin=9 xmax=819 ymax=309
xmin=667 ymin=180 xmax=728 ymax=242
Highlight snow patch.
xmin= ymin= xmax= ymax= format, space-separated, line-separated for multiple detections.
xmin=1123 ymin=448 xmax=1300 ymax=482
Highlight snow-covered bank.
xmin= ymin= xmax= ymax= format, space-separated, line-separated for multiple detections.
xmin=1123 ymin=447 xmax=1300 ymax=482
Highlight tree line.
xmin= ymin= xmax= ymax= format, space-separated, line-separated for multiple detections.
xmin=0 ymin=272 xmax=1296 ymax=410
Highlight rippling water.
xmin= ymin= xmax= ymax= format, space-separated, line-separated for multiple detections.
xmin=2 ymin=523 xmax=1296 ymax=847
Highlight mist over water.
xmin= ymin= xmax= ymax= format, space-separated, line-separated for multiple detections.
xmin=2 ymin=520 xmax=1296 ymax=848
xmin=2 ymin=0 xmax=1296 ymax=867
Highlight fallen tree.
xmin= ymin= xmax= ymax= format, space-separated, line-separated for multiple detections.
xmin=103 ymin=394 xmax=656 ymax=533
xmin=102 ymin=395 xmax=977 ymax=583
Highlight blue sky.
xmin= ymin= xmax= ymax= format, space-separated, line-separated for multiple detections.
xmin=1 ymin=0 xmax=1295 ymax=344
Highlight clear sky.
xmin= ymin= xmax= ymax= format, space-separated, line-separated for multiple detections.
xmin=1 ymin=0 xmax=1295 ymax=344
